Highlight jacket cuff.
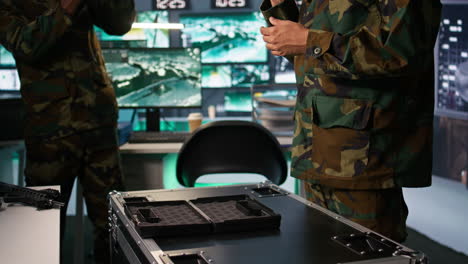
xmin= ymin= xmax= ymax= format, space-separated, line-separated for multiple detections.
xmin=260 ymin=0 xmax=299 ymax=26
xmin=305 ymin=29 xmax=334 ymax=59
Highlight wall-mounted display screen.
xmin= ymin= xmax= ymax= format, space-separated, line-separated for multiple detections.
xmin=202 ymin=65 xmax=231 ymax=88
xmin=435 ymin=4 xmax=468 ymax=120
xmin=102 ymin=48 xmax=202 ymax=108
xmin=0 ymin=69 xmax=20 ymax=91
xmin=224 ymin=91 xmax=252 ymax=112
xmin=95 ymin=11 xmax=170 ymax=48
xmin=274 ymin=56 xmax=295 ymax=84
xmin=0 ymin=46 xmax=15 ymax=66
xmin=180 ymin=12 xmax=267 ymax=63
xmin=231 ymin=64 xmax=269 ymax=87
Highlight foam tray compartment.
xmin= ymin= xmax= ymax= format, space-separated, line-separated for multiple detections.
xmin=191 ymin=195 xmax=281 ymax=233
xmin=123 ymin=195 xmax=281 ymax=238
xmin=124 ymin=200 xmax=212 ymax=238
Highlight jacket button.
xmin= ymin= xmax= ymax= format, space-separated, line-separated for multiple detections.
xmin=313 ymin=47 xmax=322 ymax=56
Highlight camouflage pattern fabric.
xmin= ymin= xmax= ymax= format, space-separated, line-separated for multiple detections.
xmin=304 ymin=182 xmax=408 ymax=242
xmin=25 ymin=126 xmax=124 ymax=263
xmin=0 ymin=1 xmax=135 ymax=263
xmin=0 ymin=0 xmax=135 ymax=141
xmin=262 ymin=0 xmax=442 ymax=189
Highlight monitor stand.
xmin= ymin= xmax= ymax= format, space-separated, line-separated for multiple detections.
xmin=145 ymin=108 xmax=160 ymax=132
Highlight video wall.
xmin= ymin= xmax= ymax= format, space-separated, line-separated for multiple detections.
xmin=0 ymin=46 xmax=19 ymax=91
xmin=432 ymin=2 xmax=468 ymax=187
xmin=0 ymin=8 xmax=299 ymax=114
xmin=202 ymin=64 xmax=270 ymax=88
xmin=0 ymin=69 xmax=20 ymax=91
xmin=0 ymin=46 xmax=15 ymax=67
xmin=95 ymin=11 xmax=170 ymax=48
xmin=177 ymin=12 xmax=294 ymax=112
xmin=180 ymin=13 xmax=267 ymax=63
xmin=274 ymin=56 xmax=296 ymax=84
xmin=435 ymin=3 xmax=468 ymax=120
xmin=102 ymin=48 xmax=201 ymax=108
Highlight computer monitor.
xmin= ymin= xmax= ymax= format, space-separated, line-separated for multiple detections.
xmin=224 ymin=91 xmax=252 ymax=112
xmin=202 ymin=65 xmax=231 ymax=88
xmin=231 ymin=64 xmax=270 ymax=88
xmin=179 ymin=12 xmax=268 ymax=63
xmin=274 ymin=56 xmax=296 ymax=84
xmin=102 ymin=47 xmax=202 ymax=130
xmin=96 ymin=10 xmax=170 ymax=48
xmin=0 ymin=46 xmax=15 ymax=67
xmin=435 ymin=1 xmax=468 ymax=120
xmin=0 ymin=68 xmax=20 ymax=91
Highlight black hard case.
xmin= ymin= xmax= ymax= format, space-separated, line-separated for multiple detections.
xmin=108 ymin=183 xmax=427 ymax=264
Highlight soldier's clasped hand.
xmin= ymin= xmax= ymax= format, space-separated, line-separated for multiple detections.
xmin=260 ymin=17 xmax=309 ymax=57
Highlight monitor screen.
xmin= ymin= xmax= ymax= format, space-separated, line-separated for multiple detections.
xmin=274 ymin=56 xmax=296 ymax=84
xmin=102 ymin=48 xmax=202 ymax=108
xmin=180 ymin=12 xmax=268 ymax=63
xmin=95 ymin=11 xmax=170 ymax=48
xmin=202 ymin=65 xmax=231 ymax=88
xmin=231 ymin=64 xmax=270 ymax=88
xmin=435 ymin=3 xmax=468 ymax=119
xmin=224 ymin=91 xmax=252 ymax=112
xmin=0 ymin=68 xmax=20 ymax=91
xmin=0 ymin=46 xmax=15 ymax=66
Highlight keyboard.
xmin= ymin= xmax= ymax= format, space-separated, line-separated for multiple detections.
xmin=128 ymin=131 xmax=192 ymax=143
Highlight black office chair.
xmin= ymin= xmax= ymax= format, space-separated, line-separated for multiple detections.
xmin=176 ymin=120 xmax=288 ymax=187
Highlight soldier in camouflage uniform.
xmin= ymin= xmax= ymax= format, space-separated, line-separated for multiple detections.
xmin=0 ymin=0 xmax=135 ymax=262
xmin=260 ymin=0 xmax=441 ymax=242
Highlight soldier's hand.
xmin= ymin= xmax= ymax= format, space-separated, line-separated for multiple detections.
xmin=61 ymin=0 xmax=83 ymax=15
xmin=260 ymin=17 xmax=308 ymax=57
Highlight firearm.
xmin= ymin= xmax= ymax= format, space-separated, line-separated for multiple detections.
xmin=0 ymin=182 xmax=64 ymax=210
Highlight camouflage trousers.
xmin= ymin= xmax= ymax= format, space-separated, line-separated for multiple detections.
xmin=24 ymin=126 xmax=123 ymax=264
xmin=303 ymin=182 xmax=408 ymax=242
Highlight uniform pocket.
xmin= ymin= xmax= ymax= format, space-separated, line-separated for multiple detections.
xmin=310 ymin=95 xmax=373 ymax=178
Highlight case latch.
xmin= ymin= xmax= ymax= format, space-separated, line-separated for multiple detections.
xmin=332 ymin=232 xmax=400 ymax=257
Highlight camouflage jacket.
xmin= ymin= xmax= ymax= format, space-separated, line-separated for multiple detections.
xmin=262 ymin=0 xmax=442 ymax=189
xmin=0 ymin=0 xmax=135 ymax=141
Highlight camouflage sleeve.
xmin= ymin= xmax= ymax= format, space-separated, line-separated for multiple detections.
xmin=0 ymin=3 xmax=72 ymax=63
xmin=304 ymin=0 xmax=442 ymax=79
xmin=86 ymin=0 xmax=136 ymax=36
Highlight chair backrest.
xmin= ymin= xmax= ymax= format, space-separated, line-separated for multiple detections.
xmin=176 ymin=120 xmax=288 ymax=187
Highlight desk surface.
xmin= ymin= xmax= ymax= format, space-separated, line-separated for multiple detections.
xmin=119 ymin=136 xmax=293 ymax=154
xmin=0 ymin=186 xmax=60 ymax=264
